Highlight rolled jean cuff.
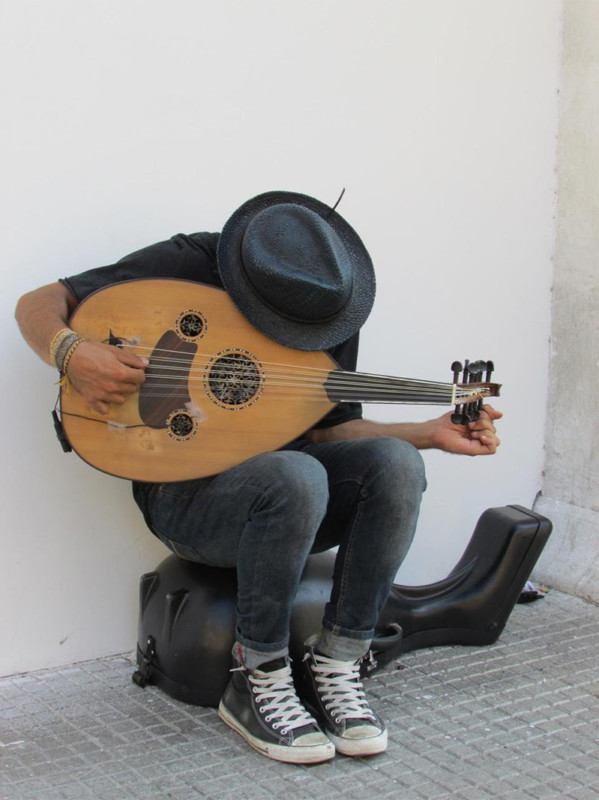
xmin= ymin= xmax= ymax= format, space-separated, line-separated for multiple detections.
xmin=319 ymin=620 xmax=373 ymax=662
xmin=233 ymin=634 xmax=289 ymax=671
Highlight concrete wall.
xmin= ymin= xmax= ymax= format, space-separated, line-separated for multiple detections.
xmin=1 ymin=0 xmax=560 ymax=676
xmin=533 ymin=0 xmax=599 ymax=602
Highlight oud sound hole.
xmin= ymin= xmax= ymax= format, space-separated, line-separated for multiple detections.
xmin=167 ymin=411 xmax=197 ymax=441
xmin=176 ymin=310 xmax=206 ymax=341
xmin=205 ymin=351 xmax=264 ymax=409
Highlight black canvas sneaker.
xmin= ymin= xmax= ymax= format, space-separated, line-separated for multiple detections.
xmin=301 ymin=644 xmax=388 ymax=757
xmin=218 ymin=657 xmax=335 ymax=764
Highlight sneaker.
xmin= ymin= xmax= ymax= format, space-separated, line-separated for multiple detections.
xmin=218 ymin=657 xmax=335 ymax=764
xmin=301 ymin=644 xmax=388 ymax=757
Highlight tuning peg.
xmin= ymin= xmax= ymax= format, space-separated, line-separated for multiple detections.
xmin=451 ymin=358 xmax=496 ymax=424
xmin=451 ymin=360 xmax=465 ymax=424
xmin=468 ymin=360 xmax=486 ymax=416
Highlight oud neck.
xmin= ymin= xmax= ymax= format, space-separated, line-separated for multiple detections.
xmin=324 ymin=369 xmax=495 ymax=406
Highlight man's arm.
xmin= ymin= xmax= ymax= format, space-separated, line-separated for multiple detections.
xmin=15 ymin=282 xmax=79 ymax=364
xmin=15 ymin=282 xmax=148 ymax=415
xmin=305 ymin=406 xmax=502 ymax=456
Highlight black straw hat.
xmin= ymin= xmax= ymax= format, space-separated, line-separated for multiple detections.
xmin=216 ymin=190 xmax=376 ymax=351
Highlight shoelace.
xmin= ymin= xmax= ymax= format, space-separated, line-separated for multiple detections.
xmin=246 ymin=664 xmax=317 ymax=734
xmin=307 ymin=652 xmax=376 ymax=723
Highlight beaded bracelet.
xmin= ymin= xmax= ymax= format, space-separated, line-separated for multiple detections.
xmin=50 ymin=327 xmax=76 ymax=367
xmin=61 ymin=337 xmax=85 ymax=376
xmin=54 ymin=333 xmax=81 ymax=373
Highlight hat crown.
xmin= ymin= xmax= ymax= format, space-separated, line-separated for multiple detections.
xmin=241 ymin=204 xmax=352 ymax=323
xmin=217 ymin=190 xmax=375 ymax=351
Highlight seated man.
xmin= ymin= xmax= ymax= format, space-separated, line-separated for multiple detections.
xmin=15 ymin=190 xmax=501 ymax=764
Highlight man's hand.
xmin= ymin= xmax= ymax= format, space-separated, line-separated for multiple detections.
xmin=427 ymin=405 xmax=502 ymax=456
xmin=66 ymin=341 xmax=148 ymax=415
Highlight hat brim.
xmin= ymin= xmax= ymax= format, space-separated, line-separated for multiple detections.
xmin=217 ymin=191 xmax=376 ymax=351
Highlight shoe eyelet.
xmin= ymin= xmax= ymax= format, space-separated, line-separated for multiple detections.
xmin=258 ymin=706 xmax=266 ymax=714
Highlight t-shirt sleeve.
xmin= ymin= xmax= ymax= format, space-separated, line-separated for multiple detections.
xmin=60 ymin=232 xmax=221 ymax=303
xmin=312 ymin=332 xmax=363 ymax=429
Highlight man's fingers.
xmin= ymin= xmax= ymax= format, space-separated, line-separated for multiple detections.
xmin=114 ymin=349 xmax=149 ymax=382
xmin=469 ymin=419 xmax=500 ymax=436
xmin=116 ymin=348 xmax=149 ymax=369
xmin=480 ymin=404 xmax=503 ymax=421
xmin=470 ymin=431 xmax=501 ymax=452
xmin=107 ymin=350 xmax=147 ymax=386
xmin=91 ymin=399 xmax=110 ymax=415
xmin=480 ymin=433 xmax=501 ymax=448
xmin=66 ymin=341 xmax=149 ymax=413
xmin=85 ymin=389 xmax=128 ymax=413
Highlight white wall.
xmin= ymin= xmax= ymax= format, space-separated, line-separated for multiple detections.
xmin=1 ymin=0 xmax=561 ymax=676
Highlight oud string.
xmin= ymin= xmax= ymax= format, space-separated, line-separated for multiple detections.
xmin=121 ymin=344 xmax=481 ymax=400
xmin=140 ymin=361 xmax=457 ymax=399
xmin=107 ymin=358 xmax=488 ymax=404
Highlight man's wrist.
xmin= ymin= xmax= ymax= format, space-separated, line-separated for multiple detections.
xmin=61 ymin=337 xmax=86 ymax=375
xmin=52 ymin=331 xmax=86 ymax=374
xmin=49 ymin=328 xmax=77 ymax=368
xmin=393 ymin=419 xmax=438 ymax=450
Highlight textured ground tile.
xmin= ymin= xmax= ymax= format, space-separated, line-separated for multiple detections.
xmin=0 ymin=591 xmax=597 ymax=800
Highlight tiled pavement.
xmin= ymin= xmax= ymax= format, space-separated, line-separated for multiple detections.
xmin=1 ymin=589 xmax=597 ymax=800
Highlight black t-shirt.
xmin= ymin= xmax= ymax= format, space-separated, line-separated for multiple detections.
xmin=61 ymin=232 xmax=363 ymax=433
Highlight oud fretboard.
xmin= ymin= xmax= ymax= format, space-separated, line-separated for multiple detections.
xmin=324 ymin=370 xmax=495 ymax=406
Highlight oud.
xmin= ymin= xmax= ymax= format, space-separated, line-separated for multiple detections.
xmin=57 ymin=279 xmax=500 ymax=482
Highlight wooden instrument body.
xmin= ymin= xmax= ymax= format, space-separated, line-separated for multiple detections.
xmin=61 ymin=279 xmax=336 ymax=482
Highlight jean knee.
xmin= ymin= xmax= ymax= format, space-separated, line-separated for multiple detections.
xmin=261 ymin=451 xmax=330 ymax=522
xmin=361 ymin=437 xmax=427 ymax=496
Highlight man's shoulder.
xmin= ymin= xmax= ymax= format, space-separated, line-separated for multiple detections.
xmin=118 ymin=232 xmax=220 ymax=265
xmin=62 ymin=232 xmax=221 ymax=304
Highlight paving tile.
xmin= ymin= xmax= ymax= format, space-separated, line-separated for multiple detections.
xmin=0 ymin=591 xmax=597 ymax=800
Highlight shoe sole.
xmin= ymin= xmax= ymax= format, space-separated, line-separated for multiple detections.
xmin=218 ymin=701 xmax=335 ymax=764
xmin=328 ymin=728 xmax=388 ymax=757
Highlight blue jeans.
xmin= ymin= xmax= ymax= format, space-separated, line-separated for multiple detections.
xmin=133 ymin=437 xmax=426 ymax=667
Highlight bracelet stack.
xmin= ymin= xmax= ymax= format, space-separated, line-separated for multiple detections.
xmin=50 ymin=327 xmax=85 ymax=374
